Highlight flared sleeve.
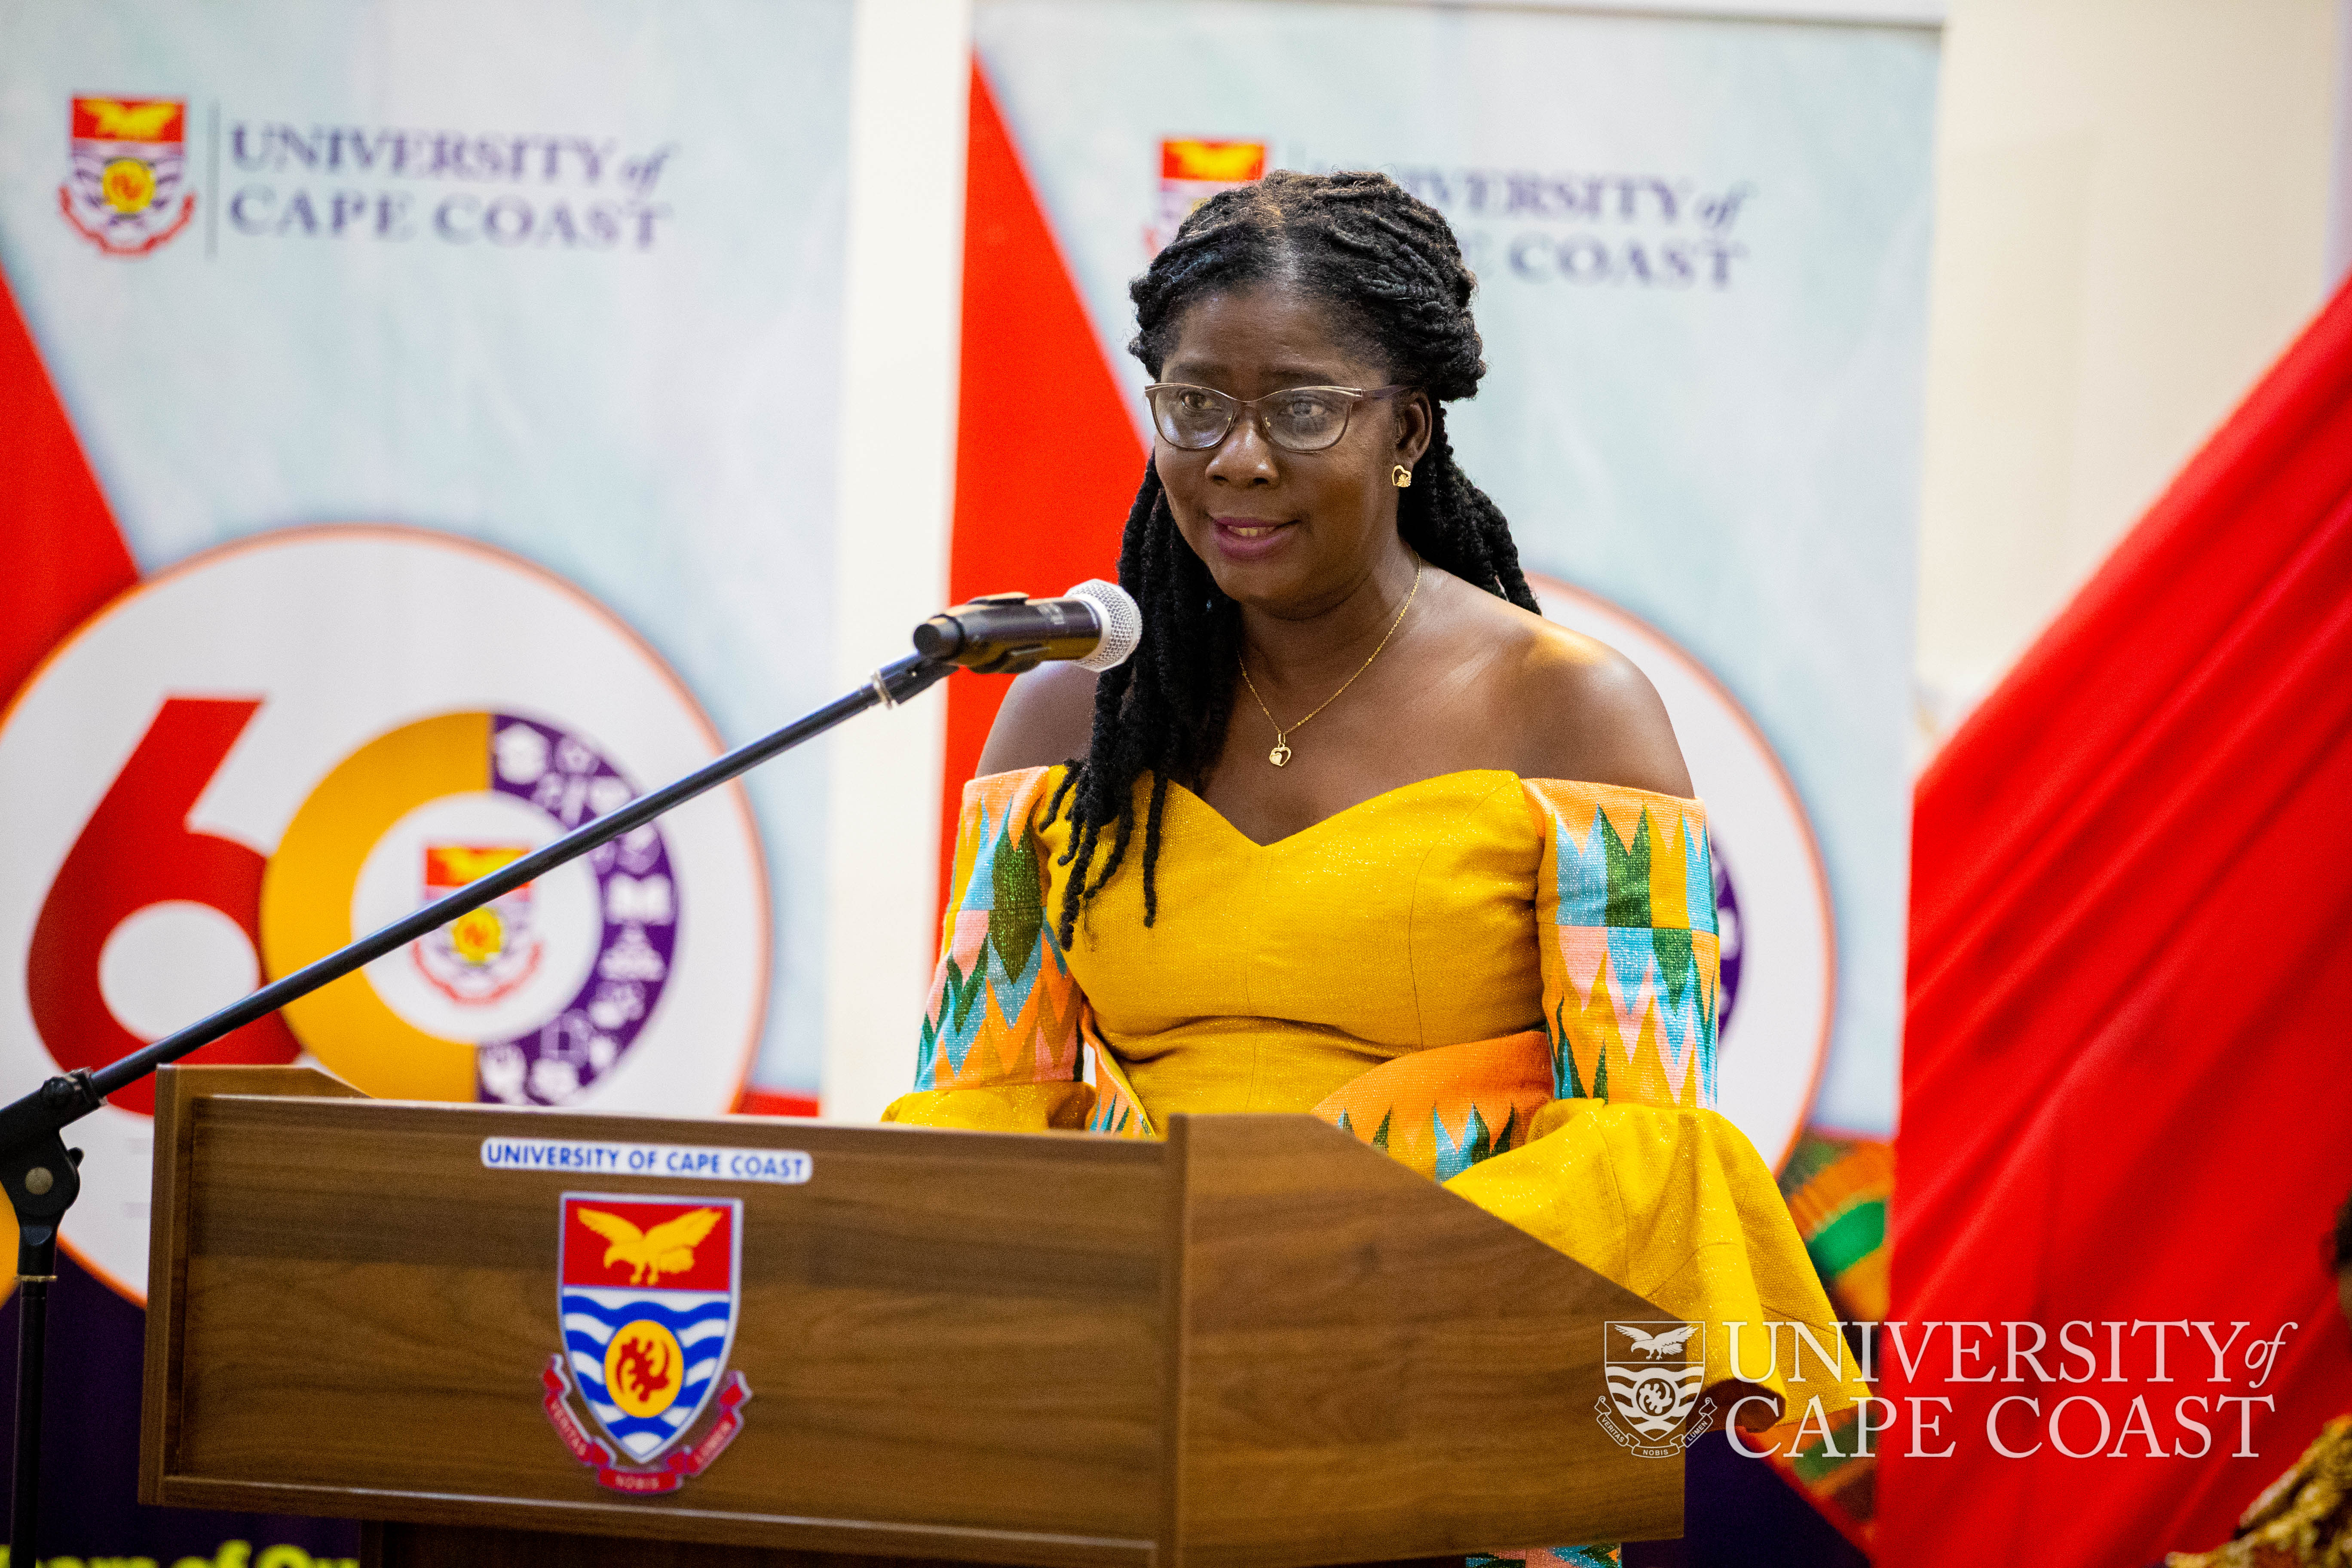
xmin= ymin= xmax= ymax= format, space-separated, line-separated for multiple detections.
xmin=881 ymin=767 xmax=1096 ymax=1131
xmin=1440 ymin=782 xmax=1868 ymax=1429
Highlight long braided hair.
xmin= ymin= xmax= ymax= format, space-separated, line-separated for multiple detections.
xmin=1044 ymin=169 xmax=1537 ymax=946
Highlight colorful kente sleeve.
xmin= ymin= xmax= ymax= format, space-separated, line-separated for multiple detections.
xmin=882 ymin=767 xmax=1093 ymax=1130
xmin=1450 ymin=788 xmax=1865 ymax=1442
xmin=1522 ymin=780 xmax=1719 ymax=1111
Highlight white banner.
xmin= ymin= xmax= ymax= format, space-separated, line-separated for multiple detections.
xmin=976 ymin=0 xmax=1937 ymax=1136
xmin=0 ymin=0 xmax=855 ymax=1295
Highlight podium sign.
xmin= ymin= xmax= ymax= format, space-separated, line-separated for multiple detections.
xmin=143 ymin=1067 xmax=1680 ymax=1566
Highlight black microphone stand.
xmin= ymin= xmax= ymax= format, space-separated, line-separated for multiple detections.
xmin=0 ymin=650 xmax=955 ymax=1556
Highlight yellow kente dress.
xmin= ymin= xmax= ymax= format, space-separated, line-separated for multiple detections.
xmin=885 ymin=766 xmax=1864 ymax=1555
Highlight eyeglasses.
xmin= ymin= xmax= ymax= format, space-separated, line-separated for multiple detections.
xmin=1143 ymin=382 xmax=1407 ymax=454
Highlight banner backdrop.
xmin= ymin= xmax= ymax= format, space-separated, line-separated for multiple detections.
xmin=0 ymin=0 xmax=851 ymax=1549
xmin=951 ymin=0 xmax=1938 ymax=1148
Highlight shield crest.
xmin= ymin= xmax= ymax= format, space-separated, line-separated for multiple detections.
xmin=557 ymin=1194 xmax=741 ymax=1462
xmin=1152 ymin=138 xmax=1264 ymax=254
xmin=415 ymin=843 xmax=542 ymax=1002
xmin=1596 ymin=1319 xmax=1714 ymax=1458
xmin=60 ymin=97 xmax=196 ymax=257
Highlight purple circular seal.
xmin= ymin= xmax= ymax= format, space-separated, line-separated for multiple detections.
xmin=1713 ymin=841 xmax=1744 ymax=1041
xmin=475 ymin=714 xmax=678 ymax=1106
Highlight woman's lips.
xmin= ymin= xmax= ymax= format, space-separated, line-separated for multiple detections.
xmin=1210 ymin=517 xmax=1295 ymax=561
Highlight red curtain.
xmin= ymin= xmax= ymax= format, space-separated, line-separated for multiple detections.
xmin=1881 ymin=278 xmax=2352 ymax=1564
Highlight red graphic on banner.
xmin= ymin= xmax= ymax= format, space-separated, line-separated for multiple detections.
xmin=1153 ymin=138 xmax=1266 ymax=255
xmin=71 ymin=99 xmax=185 ymax=142
xmin=942 ymin=64 xmax=1145 ymax=910
xmin=27 ymin=698 xmax=303 ymax=1115
xmin=0 ymin=266 xmax=138 ymax=707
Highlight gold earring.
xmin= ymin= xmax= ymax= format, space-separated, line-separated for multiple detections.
xmin=1391 ymin=464 xmax=1412 ymax=488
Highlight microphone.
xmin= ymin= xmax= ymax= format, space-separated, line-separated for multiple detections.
xmin=912 ymin=580 xmax=1142 ymax=675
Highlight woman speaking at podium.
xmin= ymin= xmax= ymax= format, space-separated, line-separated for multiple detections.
xmin=885 ymin=171 xmax=1862 ymax=1537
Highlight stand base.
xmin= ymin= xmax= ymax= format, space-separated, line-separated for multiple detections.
xmin=360 ymin=1527 xmax=1469 ymax=1568
xmin=360 ymin=1522 xmax=995 ymax=1568
xmin=9 ymin=1274 xmax=49 ymax=1559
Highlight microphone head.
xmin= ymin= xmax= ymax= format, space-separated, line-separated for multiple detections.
xmin=1066 ymin=579 xmax=1142 ymax=672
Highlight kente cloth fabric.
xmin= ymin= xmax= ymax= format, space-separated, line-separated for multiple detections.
xmin=1470 ymin=1549 xmax=1623 ymax=1568
xmin=886 ymin=765 xmax=1865 ymax=1432
xmin=899 ymin=766 xmax=1717 ymax=1132
xmin=2166 ymin=1415 xmax=2352 ymax=1568
xmin=1751 ymin=1134 xmax=1895 ymax=1553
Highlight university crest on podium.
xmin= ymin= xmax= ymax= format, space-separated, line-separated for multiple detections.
xmin=541 ymin=1193 xmax=753 ymax=1493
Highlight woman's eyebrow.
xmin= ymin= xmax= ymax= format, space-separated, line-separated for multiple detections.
xmin=1161 ymin=362 xmax=1361 ymax=383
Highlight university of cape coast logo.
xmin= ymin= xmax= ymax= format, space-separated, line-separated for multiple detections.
xmin=0 ymin=529 xmax=768 ymax=1304
xmin=416 ymin=844 xmax=542 ymax=1003
xmin=267 ymin=708 xmax=685 ymax=1109
xmin=1597 ymin=1320 xmax=1716 ymax=1458
xmin=542 ymin=1194 xmax=752 ymax=1493
xmin=1150 ymin=138 xmax=1265 ymax=254
xmin=61 ymin=96 xmax=196 ymax=256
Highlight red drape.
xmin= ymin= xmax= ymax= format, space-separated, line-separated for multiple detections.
xmin=1881 ymin=277 xmax=2352 ymax=1564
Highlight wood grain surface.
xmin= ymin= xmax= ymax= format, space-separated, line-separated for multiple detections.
xmin=152 ymin=1078 xmax=1163 ymax=1560
xmin=1167 ymin=1115 xmax=1682 ymax=1568
xmin=143 ymin=1065 xmax=367 ymax=1505
xmin=147 ymin=1075 xmax=1679 ymax=1566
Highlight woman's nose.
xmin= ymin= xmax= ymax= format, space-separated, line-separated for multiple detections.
xmin=1204 ymin=411 xmax=1279 ymax=484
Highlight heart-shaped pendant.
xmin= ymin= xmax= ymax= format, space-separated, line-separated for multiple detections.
xmin=1268 ymin=740 xmax=1292 ymax=767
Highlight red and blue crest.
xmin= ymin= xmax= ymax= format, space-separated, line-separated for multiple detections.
xmin=540 ymin=1192 xmax=750 ymax=1493
xmin=60 ymin=97 xmax=196 ymax=257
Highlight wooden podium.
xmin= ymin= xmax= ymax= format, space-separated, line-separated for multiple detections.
xmin=141 ymin=1066 xmax=1681 ymax=1568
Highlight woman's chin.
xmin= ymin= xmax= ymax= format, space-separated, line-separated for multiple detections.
xmin=1205 ymin=557 xmax=1315 ymax=611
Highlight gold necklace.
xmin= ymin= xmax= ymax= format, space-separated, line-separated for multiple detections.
xmin=1238 ymin=560 xmax=1423 ymax=767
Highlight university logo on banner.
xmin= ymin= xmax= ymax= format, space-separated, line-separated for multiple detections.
xmin=0 ymin=529 xmax=769 ymax=1302
xmin=61 ymin=96 xmax=196 ymax=256
xmin=1596 ymin=1320 xmax=1715 ymax=1458
xmin=415 ymin=844 xmax=542 ymax=1003
xmin=541 ymin=1194 xmax=752 ymax=1493
xmin=1151 ymin=138 xmax=1265 ymax=253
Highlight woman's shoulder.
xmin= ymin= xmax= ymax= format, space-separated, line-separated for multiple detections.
xmin=970 ymin=575 xmax=1693 ymax=797
xmin=976 ymin=662 xmax=1100 ymax=775
xmin=1456 ymin=586 xmax=1693 ymax=798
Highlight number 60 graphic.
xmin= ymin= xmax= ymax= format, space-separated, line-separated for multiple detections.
xmin=26 ymin=696 xmax=301 ymax=1117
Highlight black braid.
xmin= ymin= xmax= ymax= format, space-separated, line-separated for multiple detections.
xmin=1050 ymin=169 xmax=1535 ymax=947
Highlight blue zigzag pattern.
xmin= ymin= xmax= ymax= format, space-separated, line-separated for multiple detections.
xmin=914 ymin=792 xmax=1071 ymax=1083
xmin=1550 ymin=805 xmax=1717 ymax=937
xmin=560 ymin=1289 xmax=732 ymax=1461
xmin=1602 ymin=928 xmax=1716 ymax=1090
